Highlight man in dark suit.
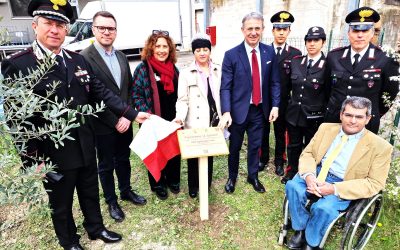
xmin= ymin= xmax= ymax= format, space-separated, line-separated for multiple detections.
xmin=1 ymin=1 xmax=150 ymax=249
xmin=259 ymin=11 xmax=301 ymax=176
xmin=80 ymin=11 xmax=146 ymax=223
xmin=324 ymin=7 xmax=399 ymax=134
xmin=220 ymin=12 xmax=280 ymax=194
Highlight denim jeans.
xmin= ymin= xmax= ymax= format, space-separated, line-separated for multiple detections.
xmin=285 ymin=170 xmax=351 ymax=247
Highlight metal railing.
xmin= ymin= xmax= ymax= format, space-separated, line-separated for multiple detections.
xmin=0 ymin=26 xmax=32 ymax=60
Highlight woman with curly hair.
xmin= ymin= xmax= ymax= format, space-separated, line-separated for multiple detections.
xmin=132 ymin=30 xmax=180 ymax=200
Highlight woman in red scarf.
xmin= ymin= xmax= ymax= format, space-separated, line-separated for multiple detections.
xmin=132 ymin=30 xmax=180 ymax=200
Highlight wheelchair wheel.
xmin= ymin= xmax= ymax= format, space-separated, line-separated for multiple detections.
xmin=341 ymin=193 xmax=383 ymax=250
xmin=277 ymin=196 xmax=291 ymax=246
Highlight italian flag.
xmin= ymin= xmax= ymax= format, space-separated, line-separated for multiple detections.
xmin=130 ymin=115 xmax=181 ymax=182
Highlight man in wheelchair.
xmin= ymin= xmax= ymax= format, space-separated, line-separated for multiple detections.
xmin=285 ymin=96 xmax=393 ymax=250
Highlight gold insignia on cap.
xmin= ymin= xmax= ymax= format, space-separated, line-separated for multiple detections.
xmin=279 ymin=12 xmax=290 ymax=22
xmin=51 ymin=0 xmax=67 ymax=11
xmin=359 ymin=9 xmax=373 ymax=22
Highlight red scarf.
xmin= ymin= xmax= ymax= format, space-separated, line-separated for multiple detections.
xmin=148 ymin=56 xmax=175 ymax=94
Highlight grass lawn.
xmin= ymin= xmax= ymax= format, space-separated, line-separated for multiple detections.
xmin=1 ymin=132 xmax=399 ymax=249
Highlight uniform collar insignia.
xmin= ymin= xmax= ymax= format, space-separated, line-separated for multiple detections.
xmin=368 ymin=48 xmax=375 ymax=59
xmin=342 ymin=48 xmax=349 ymax=58
xmin=301 ymin=57 xmax=306 ymax=65
xmin=32 ymin=41 xmax=45 ymax=60
xmin=318 ymin=59 xmax=325 ymax=68
xmin=63 ymin=49 xmax=72 ymax=59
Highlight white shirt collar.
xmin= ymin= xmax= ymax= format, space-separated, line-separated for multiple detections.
xmin=94 ymin=41 xmax=115 ymax=56
xmin=244 ymin=41 xmax=260 ymax=54
xmin=350 ymin=45 xmax=369 ymax=61
xmin=273 ymin=42 xmax=285 ymax=53
xmin=307 ymin=53 xmax=322 ymax=66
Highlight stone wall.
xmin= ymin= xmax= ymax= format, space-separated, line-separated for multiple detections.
xmin=208 ymin=0 xmax=400 ymax=63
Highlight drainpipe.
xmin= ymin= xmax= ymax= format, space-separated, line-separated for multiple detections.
xmin=256 ymin=0 xmax=263 ymax=14
xmin=204 ymin=0 xmax=210 ymax=31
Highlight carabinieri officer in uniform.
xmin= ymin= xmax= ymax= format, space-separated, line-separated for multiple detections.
xmin=324 ymin=6 xmax=399 ymax=133
xmin=259 ymin=11 xmax=302 ymax=176
xmin=283 ymin=27 xmax=328 ymax=184
xmin=1 ymin=1 xmax=150 ymax=249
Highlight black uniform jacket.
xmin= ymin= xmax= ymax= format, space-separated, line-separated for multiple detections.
xmin=286 ymin=54 xmax=328 ymax=127
xmin=1 ymin=42 xmax=138 ymax=170
xmin=272 ymin=43 xmax=302 ymax=115
xmin=80 ymin=44 xmax=133 ymax=135
xmin=324 ymin=44 xmax=399 ymax=127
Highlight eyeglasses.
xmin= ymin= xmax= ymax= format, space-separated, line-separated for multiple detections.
xmin=152 ymin=30 xmax=169 ymax=36
xmin=342 ymin=112 xmax=368 ymax=120
xmin=94 ymin=26 xmax=117 ymax=34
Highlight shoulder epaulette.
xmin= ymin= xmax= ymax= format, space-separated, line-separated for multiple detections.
xmin=289 ymin=46 xmax=301 ymax=52
xmin=65 ymin=49 xmax=79 ymax=55
xmin=6 ymin=48 xmax=31 ymax=60
xmin=330 ymin=46 xmax=346 ymax=52
xmin=293 ymin=55 xmax=304 ymax=59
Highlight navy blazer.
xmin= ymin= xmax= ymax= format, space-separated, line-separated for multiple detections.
xmin=220 ymin=41 xmax=280 ymax=124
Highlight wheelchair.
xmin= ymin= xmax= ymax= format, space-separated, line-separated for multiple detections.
xmin=277 ymin=192 xmax=383 ymax=249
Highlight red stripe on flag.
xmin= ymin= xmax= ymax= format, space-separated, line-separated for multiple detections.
xmin=143 ymin=130 xmax=181 ymax=182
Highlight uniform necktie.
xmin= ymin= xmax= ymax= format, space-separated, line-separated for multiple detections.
xmin=251 ymin=49 xmax=261 ymax=106
xmin=316 ymin=134 xmax=348 ymax=182
xmin=56 ymin=55 xmax=66 ymax=75
xmin=352 ymin=53 xmax=360 ymax=70
xmin=306 ymin=59 xmax=313 ymax=75
xmin=276 ymin=47 xmax=282 ymax=55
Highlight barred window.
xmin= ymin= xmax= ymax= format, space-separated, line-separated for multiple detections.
xmin=9 ymin=0 xmax=30 ymax=18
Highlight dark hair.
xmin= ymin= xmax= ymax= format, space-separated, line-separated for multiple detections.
xmin=93 ymin=11 xmax=117 ymax=25
xmin=141 ymin=33 xmax=177 ymax=64
xmin=340 ymin=96 xmax=372 ymax=116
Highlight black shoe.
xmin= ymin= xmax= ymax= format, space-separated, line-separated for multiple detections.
xmin=247 ymin=177 xmax=266 ymax=193
xmin=153 ymin=186 xmax=168 ymax=200
xmin=258 ymin=162 xmax=266 ymax=172
xmin=108 ymin=202 xmax=124 ymax=222
xmin=168 ymin=183 xmax=180 ymax=194
xmin=189 ymin=189 xmax=198 ymax=198
xmin=88 ymin=229 xmax=122 ymax=243
xmin=302 ymin=243 xmax=319 ymax=250
xmin=281 ymin=172 xmax=296 ymax=184
xmin=287 ymin=230 xmax=305 ymax=249
xmin=224 ymin=178 xmax=236 ymax=194
xmin=64 ymin=244 xmax=84 ymax=250
xmin=121 ymin=190 xmax=147 ymax=205
xmin=275 ymin=165 xmax=284 ymax=176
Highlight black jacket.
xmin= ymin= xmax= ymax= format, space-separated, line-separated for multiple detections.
xmin=324 ymin=43 xmax=399 ymax=133
xmin=286 ymin=54 xmax=328 ymax=127
xmin=271 ymin=43 xmax=302 ymax=115
xmin=1 ymin=43 xmax=138 ymax=170
xmin=80 ymin=44 xmax=133 ymax=135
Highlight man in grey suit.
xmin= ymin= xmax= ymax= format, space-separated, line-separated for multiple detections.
xmin=81 ymin=11 xmax=146 ymax=222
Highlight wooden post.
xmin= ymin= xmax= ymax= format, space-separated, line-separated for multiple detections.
xmin=198 ymin=156 xmax=209 ymax=220
xmin=176 ymin=128 xmax=228 ymax=220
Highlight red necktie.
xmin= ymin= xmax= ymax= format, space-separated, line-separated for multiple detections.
xmin=251 ymin=49 xmax=261 ymax=105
